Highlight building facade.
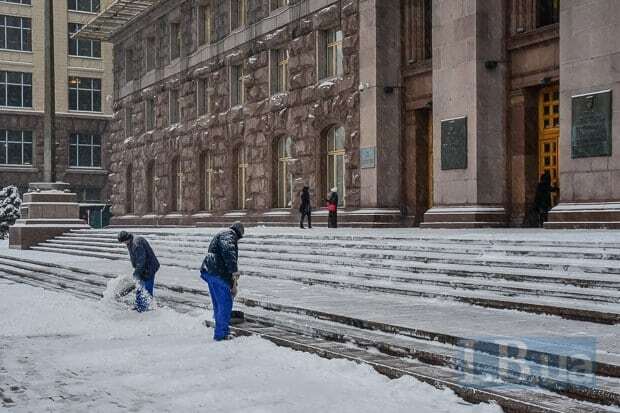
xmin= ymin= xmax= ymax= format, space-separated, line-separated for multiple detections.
xmin=0 ymin=0 xmax=113 ymax=205
xmin=94 ymin=0 xmax=619 ymax=228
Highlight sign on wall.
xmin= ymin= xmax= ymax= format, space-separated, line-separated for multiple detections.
xmin=571 ymin=90 xmax=612 ymax=158
xmin=360 ymin=147 xmax=376 ymax=169
xmin=441 ymin=116 xmax=467 ymax=170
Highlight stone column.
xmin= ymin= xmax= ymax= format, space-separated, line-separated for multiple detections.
xmin=422 ymin=0 xmax=509 ymax=227
xmin=358 ymin=0 xmax=401 ymax=208
xmin=547 ymin=0 xmax=620 ymax=228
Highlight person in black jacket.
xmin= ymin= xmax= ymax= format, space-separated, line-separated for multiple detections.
xmin=299 ymin=186 xmax=312 ymax=229
xmin=117 ymin=231 xmax=160 ymax=312
xmin=200 ymin=222 xmax=244 ymax=341
xmin=534 ymin=171 xmax=559 ymax=227
xmin=326 ymin=187 xmax=338 ymax=228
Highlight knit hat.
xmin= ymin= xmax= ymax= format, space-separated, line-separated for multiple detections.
xmin=230 ymin=222 xmax=245 ymax=239
xmin=117 ymin=231 xmax=133 ymax=242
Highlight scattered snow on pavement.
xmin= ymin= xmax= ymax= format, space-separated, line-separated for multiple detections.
xmin=0 ymin=282 xmax=502 ymax=413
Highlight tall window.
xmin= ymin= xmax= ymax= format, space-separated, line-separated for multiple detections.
xmin=170 ymin=157 xmax=182 ymax=212
xmin=319 ymin=29 xmax=343 ymax=79
xmin=230 ymin=64 xmax=245 ymax=106
xmin=0 ymin=129 xmax=32 ymax=166
xmin=68 ymin=77 xmax=101 ymax=112
xmin=0 ymin=71 xmax=32 ymax=108
xmin=236 ymin=146 xmax=248 ymax=209
xmin=0 ymin=15 xmax=31 ymax=52
xmin=145 ymin=98 xmax=156 ymax=130
xmin=270 ymin=48 xmax=288 ymax=95
xmin=125 ymin=107 xmax=133 ymax=137
xmin=276 ymin=136 xmax=293 ymax=208
xmin=270 ymin=0 xmax=288 ymax=12
xmin=124 ymin=47 xmax=134 ymax=83
xmin=145 ymin=160 xmax=155 ymax=213
xmin=68 ymin=23 xmax=101 ymax=58
xmin=198 ymin=5 xmax=213 ymax=45
xmin=537 ymin=0 xmax=560 ymax=27
xmin=170 ymin=22 xmax=181 ymax=61
xmin=327 ymin=126 xmax=345 ymax=207
xmin=169 ymin=89 xmax=180 ymax=124
xmin=231 ymin=0 xmax=247 ymax=31
xmin=200 ymin=151 xmax=214 ymax=211
xmin=145 ymin=37 xmax=156 ymax=71
xmin=125 ymin=164 xmax=133 ymax=214
xmin=405 ymin=0 xmax=432 ymax=63
xmin=197 ymin=78 xmax=210 ymax=116
xmin=69 ymin=133 xmax=101 ymax=168
xmin=68 ymin=0 xmax=100 ymax=13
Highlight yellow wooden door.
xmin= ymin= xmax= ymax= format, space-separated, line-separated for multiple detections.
xmin=538 ymin=85 xmax=560 ymax=206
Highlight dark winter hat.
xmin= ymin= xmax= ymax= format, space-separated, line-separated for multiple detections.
xmin=230 ymin=222 xmax=244 ymax=239
xmin=117 ymin=231 xmax=133 ymax=242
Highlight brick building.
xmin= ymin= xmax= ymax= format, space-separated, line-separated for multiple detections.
xmin=0 ymin=0 xmax=114 ymax=204
xmin=79 ymin=0 xmax=620 ymax=228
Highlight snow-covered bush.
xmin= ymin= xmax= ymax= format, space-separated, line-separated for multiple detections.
xmin=0 ymin=185 xmax=22 ymax=239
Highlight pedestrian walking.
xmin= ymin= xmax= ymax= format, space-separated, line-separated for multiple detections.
xmin=299 ymin=186 xmax=312 ymax=229
xmin=327 ymin=187 xmax=338 ymax=228
xmin=200 ymin=222 xmax=244 ymax=341
xmin=534 ymin=171 xmax=559 ymax=227
xmin=117 ymin=231 xmax=160 ymax=312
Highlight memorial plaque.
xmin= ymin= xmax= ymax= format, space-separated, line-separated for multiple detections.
xmin=571 ymin=90 xmax=612 ymax=158
xmin=441 ymin=116 xmax=467 ymax=170
xmin=360 ymin=147 xmax=376 ymax=169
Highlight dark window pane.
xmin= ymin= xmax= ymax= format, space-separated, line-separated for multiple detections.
xmin=7 ymin=84 xmax=21 ymax=106
xmin=23 ymin=86 xmax=31 ymax=107
xmin=0 ymin=140 xmax=5 ymax=164
xmin=0 ymin=26 xmax=5 ymax=49
xmin=79 ymin=77 xmax=91 ymax=88
xmin=7 ymin=141 xmax=21 ymax=164
xmin=77 ymin=0 xmax=91 ymax=11
xmin=0 ymin=85 xmax=5 ymax=106
xmin=78 ymin=134 xmax=90 ymax=144
xmin=7 ymin=72 xmax=20 ymax=83
xmin=69 ymin=88 xmax=77 ymax=110
xmin=23 ymin=28 xmax=31 ymax=51
xmin=78 ymin=90 xmax=92 ymax=110
xmin=69 ymin=144 xmax=77 ymax=166
xmin=92 ymin=78 xmax=101 ymax=90
xmin=93 ymin=135 xmax=101 ymax=145
xmin=93 ymin=0 xmax=100 ymax=12
xmin=92 ymin=40 xmax=101 ymax=57
xmin=5 ymin=16 xmax=19 ymax=27
xmin=93 ymin=91 xmax=101 ymax=111
xmin=22 ymin=73 xmax=31 ymax=84
xmin=22 ymin=18 xmax=30 ymax=29
xmin=93 ymin=145 xmax=101 ymax=167
xmin=22 ymin=141 xmax=32 ymax=165
xmin=78 ymin=39 xmax=92 ymax=56
xmin=69 ymin=38 xmax=77 ymax=55
xmin=78 ymin=144 xmax=91 ymax=166
xmin=68 ymin=0 xmax=77 ymax=10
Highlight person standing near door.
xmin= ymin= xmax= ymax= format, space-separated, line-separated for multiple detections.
xmin=534 ymin=171 xmax=559 ymax=227
xmin=299 ymin=186 xmax=312 ymax=229
xmin=326 ymin=187 xmax=338 ymax=228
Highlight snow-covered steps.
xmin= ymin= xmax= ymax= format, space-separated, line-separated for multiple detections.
xmin=30 ymin=231 xmax=620 ymax=324
xmin=1 ymin=254 xmax=619 ymax=411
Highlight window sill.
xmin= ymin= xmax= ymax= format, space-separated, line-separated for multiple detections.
xmin=68 ymin=9 xmax=99 ymax=15
xmin=0 ymin=165 xmax=37 ymax=172
xmin=66 ymin=168 xmax=107 ymax=175
xmin=0 ymin=49 xmax=33 ymax=54
xmin=68 ymin=54 xmax=102 ymax=61
xmin=0 ymin=106 xmax=34 ymax=112
xmin=68 ymin=110 xmax=103 ymax=114
xmin=0 ymin=2 xmax=32 ymax=7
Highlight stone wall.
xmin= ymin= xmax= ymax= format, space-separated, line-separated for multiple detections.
xmin=108 ymin=0 xmax=361 ymax=218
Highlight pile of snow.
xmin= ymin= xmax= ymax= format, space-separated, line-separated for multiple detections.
xmin=0 ymin=283 xmax=503 ymax=413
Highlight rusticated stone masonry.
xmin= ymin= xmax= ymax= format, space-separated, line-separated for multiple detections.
xmin=108 ymin=0 xmax=360 ymax=220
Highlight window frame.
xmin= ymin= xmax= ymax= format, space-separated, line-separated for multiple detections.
xmin=230 ymin=0 xmax=247 ymax=31
xmin=168 ymin=88 xmax=180 ymax=125
xmin=276 ymin=135 xmax=294 ymax=208
xmin=68 ymin=76 xmax=102 ymax=112
xmin=0 ymin=0 xmax=32 ymax=5
xmin=236 ymin=145 xmax=248 ymax=210
xmin=318 ymin=28 xmax=343 ymax=80
xmin=0 ymin=70 xmax=32 ymax=109
xmin=269 ymin=0 xmax=288 ymax=13
xmin=230 ymin=64 xmax=245 ymax=107
xmin=68 ymin=133 xmax=102 ymax=169
xmin=67 ymin=0 xmax=100 ymax=13
xmin=169 ymin=22 xmax=181 ymax=61
xmin=145 ymin=36 xmax=157 ymax=72
xmin=0 ymin=14 xmax=32 ymax=52
xmin=68 ymin=22 xmax=101 ymax=58
xmin=145 ymin=98 xmax=156 ymax=131
xmin=198 ymin=5 xmax=213 ymax=46
xmin=0 ymin=129 xmax=33 ymax=166
xmin=270 ymin=48 xmax=289 ymax=95
xmin=326 ymin=126 xmax=346 ymax=207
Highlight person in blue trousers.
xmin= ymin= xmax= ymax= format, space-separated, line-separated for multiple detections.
xmin=118 ymin=231 xmax=160 ymax=312
xmin=200 ymin=222 xmax=244 ymax=341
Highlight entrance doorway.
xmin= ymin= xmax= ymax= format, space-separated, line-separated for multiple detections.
xmin=538 ymin=85 xmax=559 ymax=206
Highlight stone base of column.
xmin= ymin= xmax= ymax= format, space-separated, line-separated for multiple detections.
xmin=8 ymin=182 xmax=89 ymax=249
xmin=421 ymin=206 xmax=508 ymax=228
xmin=545 ymin=202 xmax=620 ymax=229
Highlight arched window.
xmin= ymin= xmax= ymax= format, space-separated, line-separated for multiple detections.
xmin=326 ymin=126 xmax=345 ymax=206
xmin=236 ymin=146 xmax=248 ymax=209
xmin=276 ymin=136 xmax=294 ymax=208
xmin=170 ymin=157 xmax=182 ymax=212
xmin=125 ymin=164 xmax=133 ymax=214
xmin=200 ymin=151 xmax=214 ymax=211
xmin=145 ymin=161 xmax=155 ymax=213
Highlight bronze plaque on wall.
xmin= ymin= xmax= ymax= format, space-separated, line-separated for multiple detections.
xmin=572 ymin=90 xmax=612 ymax=158
xmin=441 ymin=116 xmax=467 ymax=170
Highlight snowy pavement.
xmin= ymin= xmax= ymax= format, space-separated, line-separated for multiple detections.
xmin=0 ymin=281 xmax=502 ymax=413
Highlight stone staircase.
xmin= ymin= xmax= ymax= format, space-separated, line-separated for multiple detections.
xmin=2 ymin=228 xmax=620 ymax=412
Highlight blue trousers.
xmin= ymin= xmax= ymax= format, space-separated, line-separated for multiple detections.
xmin=135 ymin=276 xmax=155 ymax=312
xmin=200 ymin=271 xmax=232 ymax=340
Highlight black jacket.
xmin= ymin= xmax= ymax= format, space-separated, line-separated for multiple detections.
xmin=201 ymin=228 xmax=241 ymax=285
xmin=128 ymin=236 xmax=160 ymax=280
xmin=299 ymin=188 xmax=311 ymax=213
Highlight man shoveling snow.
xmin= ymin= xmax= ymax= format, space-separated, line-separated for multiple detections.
xmin=117 ymin=231 xmax=160 ymax=312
